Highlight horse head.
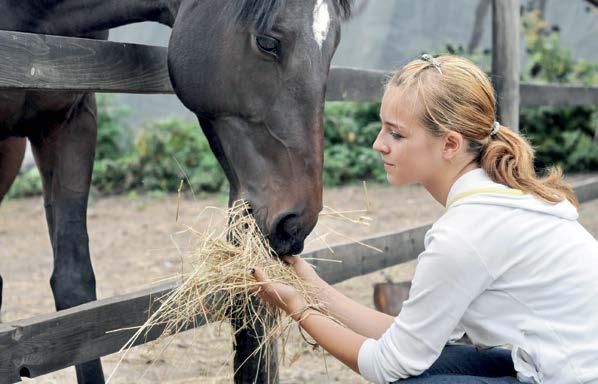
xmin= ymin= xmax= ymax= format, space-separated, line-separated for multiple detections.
xmin=167 ymin=0 xmax=351 ymax=256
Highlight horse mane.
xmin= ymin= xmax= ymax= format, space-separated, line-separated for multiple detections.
xmin=232 ymin=0 xmax=353 ymax=32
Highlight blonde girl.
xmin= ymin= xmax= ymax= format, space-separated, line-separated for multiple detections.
xmin=251 ymin=54 xmax=598 ymax=384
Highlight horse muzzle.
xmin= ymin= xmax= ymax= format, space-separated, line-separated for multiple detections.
xmin=267 ymin=211 xmax=318 ymax=256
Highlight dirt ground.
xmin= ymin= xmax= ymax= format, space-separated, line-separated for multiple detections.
xmin=1 ymin=176 xmax=597 ymax=384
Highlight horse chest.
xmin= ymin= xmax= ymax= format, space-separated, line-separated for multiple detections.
xmin=0 ymin=90 xmax=85 ymax=140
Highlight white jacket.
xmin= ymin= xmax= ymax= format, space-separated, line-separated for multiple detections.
xmin=358 ymin=168 xmax=598 ymax=384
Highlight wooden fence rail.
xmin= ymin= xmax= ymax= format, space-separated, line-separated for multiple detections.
xmin=1 ymin=177 xmax=597 ymax=383
xmin=1 ymin=30 xmax=598 ymax=107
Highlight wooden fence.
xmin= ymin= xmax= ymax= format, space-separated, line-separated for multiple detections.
xmin=1 ymin=1 xmax=598 ymax=380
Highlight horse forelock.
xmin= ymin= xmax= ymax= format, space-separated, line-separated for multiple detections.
xmin=230 ymin=0 xmax=353 ymax=33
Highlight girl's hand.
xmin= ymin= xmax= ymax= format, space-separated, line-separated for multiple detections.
xmin=251 ymin=267 xmax=306 ymax=318
xmin=281 ymin=255 xmax=324 ymax=288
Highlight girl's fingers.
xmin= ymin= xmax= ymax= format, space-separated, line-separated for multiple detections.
xmin=250 ymin=268 xmax=287 ymax=305
xmin=252 ymin=267 xmax=268 ymax=283
xmin=251 ymin=267 xmax=275 ymax=297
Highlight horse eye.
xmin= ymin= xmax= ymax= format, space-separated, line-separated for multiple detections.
xmin=255 ymin=35 xmax=280 ymax=57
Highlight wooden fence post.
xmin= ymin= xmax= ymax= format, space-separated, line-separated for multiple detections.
xmin=492 ymin=0 xmax=521 ymax=131
xmin=232 ymin=308 xmax=279 ymax=384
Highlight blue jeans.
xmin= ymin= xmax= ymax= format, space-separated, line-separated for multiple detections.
xmin=394 ymin=344 xmax=521 ymax=383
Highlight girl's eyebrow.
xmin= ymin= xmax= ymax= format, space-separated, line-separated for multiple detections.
xmin=380 ymin=116 xmax=406 ymax=130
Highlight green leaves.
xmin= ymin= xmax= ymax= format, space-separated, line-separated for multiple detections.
xmin=521 ymin=106 xmax=598 ymax=172
xmin=5 ymin=167 xmax=42 ymax=199
xmin=95 ymin=94 xmax=133 ymax=161
xmin=92 ymin=117 xmax=226 ymax=195
xmin=522 ymin=10 xmax=598 ymax=85
xmin=323 ymin=102 xmax=386 ymax=186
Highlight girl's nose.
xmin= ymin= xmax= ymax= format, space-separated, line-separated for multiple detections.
xmin=372 ymin=130 xmax=390 ymax=154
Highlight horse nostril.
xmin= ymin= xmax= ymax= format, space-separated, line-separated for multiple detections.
xmin=275 ymin=214 xmax=300 ymax=241
xmin=270 ymin=214 xmax=306 ymax=256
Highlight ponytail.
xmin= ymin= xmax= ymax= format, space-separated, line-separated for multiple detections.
xmin=481 ymin=124 xmax=579 ymax=208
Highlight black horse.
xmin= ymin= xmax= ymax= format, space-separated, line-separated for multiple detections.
xmin=0 ymin=0 xmax=352 ymax=382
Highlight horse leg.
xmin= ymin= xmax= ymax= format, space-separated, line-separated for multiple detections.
xmin=0 ymin=136 xmax=27 ymax=316
xmin=30 ymin=94 xmax=104 ymax=384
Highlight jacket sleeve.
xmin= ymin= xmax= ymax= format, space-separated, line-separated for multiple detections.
xmin=357 ymin=226 xmax=493 ymax=383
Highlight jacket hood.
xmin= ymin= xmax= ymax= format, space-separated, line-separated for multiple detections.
xmin=446 ymin=168 xmax=578 ymax=221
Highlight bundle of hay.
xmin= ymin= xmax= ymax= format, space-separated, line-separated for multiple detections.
xmin=113 ymin=200 xmax=338 ymax=381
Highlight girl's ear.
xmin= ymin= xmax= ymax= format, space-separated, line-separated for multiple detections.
xmin=442 ymin=131 xmax=464 ymax=161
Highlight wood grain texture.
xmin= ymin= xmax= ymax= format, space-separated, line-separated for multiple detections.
xmin=492 ymin=0 xmax=521 ymax=131
xmin=520 ymin=83 xmax=598 ymax=107
xmin=325 ymin=67 xmax=388 ymax=102
xmin=0 ymin=31 xmax=597 ymax=108
xmin=0 ymin=281 xmax=191 ymax=383
xmin=314 ymin=224 xmax=431 ymax=285
xmin=0 ymin=30 xmax=172 ymax=94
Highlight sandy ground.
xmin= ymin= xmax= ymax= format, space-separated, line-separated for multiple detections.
xmin=1 ymin=177 xmax=597 ymax=383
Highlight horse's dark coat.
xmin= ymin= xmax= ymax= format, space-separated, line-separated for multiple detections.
xmin=0 ymin=0 xmax=351 ymax=382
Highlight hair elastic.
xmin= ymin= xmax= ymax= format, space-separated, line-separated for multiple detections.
xmin=490 ymin=121 xmax=500 ymax=136
xmin=420 ymin=54 xmax=443 ymax=74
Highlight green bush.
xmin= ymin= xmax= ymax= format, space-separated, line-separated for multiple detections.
xmin=521 ymin=106 xmax=598 ymax=172
xmin=7 ymin=100 xmax=227 ymax=198
xmin=522 ymin=10 xmax=597 ymax=85
xmin=6 ymin=167 xmax=42 ymax=199
xmin=92 ymin=118 xmax=226 ymax=195
xmin=519 ymin=10 xmax=597 ymax=172
xmin=95 ymin=94 xmax=134 ymax=161
xmin=323 ymin=102 xmax=386 ymax=185
xmin=129 ymin=118 xmax=225 ymax=193
xmin=91 ymin=95 xmax=137 ymax=194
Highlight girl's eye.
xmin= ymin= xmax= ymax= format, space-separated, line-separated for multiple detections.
xmin=390 ymin=131 xmax=404 ymax=140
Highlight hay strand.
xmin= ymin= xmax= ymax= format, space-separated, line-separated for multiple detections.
xmin=108 ymin=200 xmax=339 ymax=383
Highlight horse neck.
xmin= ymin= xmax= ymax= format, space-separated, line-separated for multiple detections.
xmin=5 ymin=0 xmax=183 ymax=36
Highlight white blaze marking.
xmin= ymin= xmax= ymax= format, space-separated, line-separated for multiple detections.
xmin=313 ymin=0 xmax=330 ymax=50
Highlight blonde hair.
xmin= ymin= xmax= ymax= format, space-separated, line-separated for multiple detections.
xmin=387 ymin=54 xmax=578 ymax=208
